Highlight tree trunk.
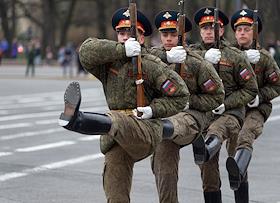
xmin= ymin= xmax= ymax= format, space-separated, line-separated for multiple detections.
xmin=59 ymin=0 xmax=77 ymax=47
xmin=96 ymin=0 xmax=107 ymax=38
xmin=41 ymin=0 xmax=56 ymax=59
xmin=0 ymin=0 xmax=13 ymax=57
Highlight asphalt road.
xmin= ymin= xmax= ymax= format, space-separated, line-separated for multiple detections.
xmin=0 ymin=65 xmax=279 ymax=203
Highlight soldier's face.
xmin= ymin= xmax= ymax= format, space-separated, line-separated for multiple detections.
xmin=200 ymin=24 xmax=224 ymax=44
xmin=117 ymin=30 xmax=145 ymax=45
xmin=235 ymin=25 xmax=253 ymax=48
xmin=117 ymin=31 xmax=131 ymax=43
xmin=160 ymin=31 xmax=178 ymax=51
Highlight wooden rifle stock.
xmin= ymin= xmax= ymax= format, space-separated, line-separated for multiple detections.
xmin=129 ymin=1 xmax=145 ymax=113
xmin=175 ymin=0 xmax=186 ymax=76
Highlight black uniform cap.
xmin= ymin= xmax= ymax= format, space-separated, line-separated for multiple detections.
xmin=111 ymin=7 xmax=152 ymax=36
xmin=231 ymin=9 xmax=262 ymax=33
xmin=154 ymin=10 xmax=192 ymax=32
xmin=194 ymin=7 xmax=229 ymax=27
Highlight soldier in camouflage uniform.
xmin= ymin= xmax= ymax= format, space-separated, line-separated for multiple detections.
xmin=147 ymin=10 xmax=224 ymax=203
xmin=190 ymin=7 xmax=258 ymax=202
xmin=58 ymin=8 xmax=189 ymax=203
xmin=225 ymin=9 xmax=280 ymax=203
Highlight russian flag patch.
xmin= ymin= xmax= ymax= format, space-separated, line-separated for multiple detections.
xmin=240 ymin=68 xmax=252 ymax=81
xmin=203 ymin=79 xmax=217 ymax=92
xmin=268 ymin=71 xmax=279 ymax=83
xmin=162 ymin=79 xmax=177 ymax=95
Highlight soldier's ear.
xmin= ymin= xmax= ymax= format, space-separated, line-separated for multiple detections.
xmin=219 ymin=27 xmax=225 ymax=36
xmin=138 ymin=34 xmax=145 ymax=45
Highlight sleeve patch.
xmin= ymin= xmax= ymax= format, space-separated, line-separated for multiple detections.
xmin=240 ymin=68 xmax=252 ymax=81
xmin=203 ymin=79 xmax=217 ymax=92
xmin=162 ymin=79 xmax=177 ymax=95
xmin=268 ymin=71 xmax=279 ymax=83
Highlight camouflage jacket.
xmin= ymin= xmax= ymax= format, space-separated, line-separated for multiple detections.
xmin=79 ymin=38 xmax=190 ymax=118
xmin=189 ymin=40 xmax=258 ymax=124
xmin=234 ymin=43 xmax=280 ymax=120
xmin=148 ymin=46 xmax=225 ymax=129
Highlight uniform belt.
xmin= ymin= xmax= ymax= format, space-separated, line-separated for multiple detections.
xmin=113 ymin=109 xmax=134 ymax=116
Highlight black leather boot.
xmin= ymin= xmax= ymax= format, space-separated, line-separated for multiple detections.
xmin=204 ymin=190 xmax=222 ymax=203
xmin=192 ymin=135 xmax=206 ymax=165
xmin=205 ymin=134 xmax=222 ymax=161
xmin=234 ymin=181 xmax=249 ymax=203
xmin=226 ymin=148 xmax=252 ymax=190
xmin=161 ymin=119 xmax=174 ymax=139
xmin=67 ymin=111 xmax=112 ymax=135
xmin=59 ymin=81 xmax=112 ymax=135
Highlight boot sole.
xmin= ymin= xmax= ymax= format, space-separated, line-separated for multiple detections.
xmin=59 ymin=81 xmax=81 ymax=122
xmin=64 ymin=81 xmax=81 ymax=107
xmin=226 ymin=157 xmax=241 ymax=190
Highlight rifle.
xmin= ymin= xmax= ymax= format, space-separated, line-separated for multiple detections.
xmin=128 ymin=0 xmax=145 ymax=113
xmin=175 ymin=0 xmax=186 ymax=76
xmin=214 ymin=0 xmax=220 ymax=50
xmin=213 ymin=0 xmax=220 ymax=71
xmin=252 ymin=0 xmax=259 ymax=49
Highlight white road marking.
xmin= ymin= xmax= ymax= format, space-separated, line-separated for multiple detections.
xmin=0 ymin=152 xmax=13 ymax=157
xmin=0 ymin=135 xmax=100 ymax=158
xmin=0 ymin=119 xmax=70 ymax=132
xmin=19 ymin=97 xmax=46 ymax=103
xmin=0 ymin=88 xmax=99 ymax=103
xmin=267 ymin=115 xmax=280 ymax=122
xmin=273 ymin=103 xmax=280 ymax=110
xmin=0 ymin=153 xmax=104 ymax=182
xmin=15 ymin=141 xmax=76 ymax=152
xmin=0 ymin=123 xmax=32 ymax=130
xmin=35 ymin=119 xmax=58 ymax=125
xmin=0 ymin=172 xmax=27 ymax=182
xmin=0 ymin=97 xmax=104 ymax=110
xmin=0 ymin=111 xmax=60 ymax=122
xmin=272 ymin=97 xmax=280 ymax=103
xmin=0 ymin=128 xmax=65 ymax=140
xmin=78 ymin=135 xmax=101 ymax=141
xmin=0 ymin=105 xmax=108 ymax=122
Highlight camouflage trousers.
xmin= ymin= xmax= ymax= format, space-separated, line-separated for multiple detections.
xmin=151 ymin=112 xmax=200 ymax=203
xmin=234 ymin=109 xmax=264 ymax=151
xmin=200 ymin=114 xmax=241 ymax=192
xmin=103 ymin=111 xmax=163 ymax=203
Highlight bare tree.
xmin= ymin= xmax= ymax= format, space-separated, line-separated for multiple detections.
xmin=0 ymin=0 xmax=17 ymax=57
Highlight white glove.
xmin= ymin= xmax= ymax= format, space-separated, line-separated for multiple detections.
xmin=245 ymin=49 xmax=260 ymax=64
xmin=166 ymin=46 xmax=186 ymax=64
xmin=204 ymin=48 xmax=221 ymax=64
xmin=133 ymin=106 xmax=153 ymax=119
xmin=125 ymin=38 xmax=141 ymax=57
xmin=212 ymin=103 xmax=225 ymax=115
xmin=247 ymin=95 xmax=259 ymax=108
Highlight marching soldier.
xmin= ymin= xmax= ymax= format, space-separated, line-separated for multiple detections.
xmin=147 ymin=10 xmax=225 ymax=203
xmin=58 ymin=8 xmax=189 ymax=203
xmin=190 ymin=7 xmax=258 ymax=202
xmin=226 ymin=9 xmax=280 ymax=202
